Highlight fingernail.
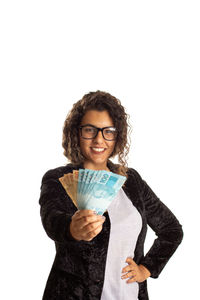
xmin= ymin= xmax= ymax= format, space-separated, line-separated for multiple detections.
xmin=93 ymin=210 xmax=97 ymax=214
xmin=101 ymin=216 xmax=106 ymax=220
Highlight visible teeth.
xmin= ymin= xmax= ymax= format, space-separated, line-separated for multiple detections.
xmin=91 ymin=148 xmax=105 ymax=152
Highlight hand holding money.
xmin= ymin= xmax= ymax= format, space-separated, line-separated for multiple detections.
xmin=59 ymin=169 xmax=126 ymax=241
xmin=59 ymin=169 xmax=126 ymax=215
xmin=70 ymin=209 xmax=106 ymax=241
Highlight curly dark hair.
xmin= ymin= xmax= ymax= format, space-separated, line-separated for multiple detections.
xmin=62 ymin=90 xmax=132 ymax=177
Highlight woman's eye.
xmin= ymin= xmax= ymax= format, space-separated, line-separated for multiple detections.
xmin=85 ymin=127 xmax=95 ymax=133
xmin=105 ymin=129 xmax=114 ymax=134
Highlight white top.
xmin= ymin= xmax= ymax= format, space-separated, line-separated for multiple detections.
xmin=100 ymin=188 xmax=142 ymax=300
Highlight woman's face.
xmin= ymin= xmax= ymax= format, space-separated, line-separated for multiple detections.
xmin=79 ymin=110 xmax=116 ymax=170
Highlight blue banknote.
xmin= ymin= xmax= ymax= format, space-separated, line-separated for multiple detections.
xmin=78 ymin=169 xmax=100 ymax=208
xmin=77 ymin=169 xmax=126 ymax=215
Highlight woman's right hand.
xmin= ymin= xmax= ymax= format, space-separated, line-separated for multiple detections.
xmin=69 ymin=209 xmax=106 ymax=241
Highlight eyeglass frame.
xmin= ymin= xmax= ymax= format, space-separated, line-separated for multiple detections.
xmin=79 ymin=124 xmax=117 ymax=141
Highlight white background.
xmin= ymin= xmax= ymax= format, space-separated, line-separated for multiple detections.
xmin=0 ymin=0 xmax=199 ymax=299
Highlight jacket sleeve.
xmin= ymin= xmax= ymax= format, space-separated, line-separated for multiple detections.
xmin=39 ymin=169 xmax=79 ymax=244
xmin=139 ymin=179 xmax=183 ymax=278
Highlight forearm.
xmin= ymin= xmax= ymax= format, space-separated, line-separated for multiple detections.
xmin=139 ymin=179 xmax=183 ymax=278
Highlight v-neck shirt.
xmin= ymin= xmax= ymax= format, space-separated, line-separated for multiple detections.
xmin=100 ymin=188 xmax=142 ymax=300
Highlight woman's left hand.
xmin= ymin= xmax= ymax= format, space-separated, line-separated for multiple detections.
xmin=121 ymin=257 xmax=151 ymax=283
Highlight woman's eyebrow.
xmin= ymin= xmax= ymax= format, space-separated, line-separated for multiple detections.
xmin=80 ymin=123 xmax=96 ymax=127
xmin=80 ymin=123 xmax=114 ymax=128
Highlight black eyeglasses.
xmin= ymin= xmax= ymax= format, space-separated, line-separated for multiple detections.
xmin=79 ymin=124 xmax=117 ymax=141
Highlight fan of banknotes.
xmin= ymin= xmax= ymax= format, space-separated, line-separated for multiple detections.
xmin=59 ymin=169 xmax=126 ymax=215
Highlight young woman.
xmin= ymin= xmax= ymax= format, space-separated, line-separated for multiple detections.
xmin=39 ymin=90 xmax=183 ymax=300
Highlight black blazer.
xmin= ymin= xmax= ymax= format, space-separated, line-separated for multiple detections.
xmin=39 ymin=162 xmax=183 ymax=300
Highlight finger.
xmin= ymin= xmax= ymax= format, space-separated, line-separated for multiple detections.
xmin=78 ymin=215 xmax=105 ymax=229
xmin=126 ymin=276 xmax=137 ymax=284
xmin=122 ymin=258 xmax=137 ymax=273
xmin=77 ymin=209 xmax=97 ymax=217
xmin=71 ymin=210 xmax=81 ymax=221
xmin=71 ymin=216 xmax=105 ymax=241
xmin=82 ymin=217 xmax=105 ymax=234
xmin=72 ymin=209 xmax=97 ymax=220
xmin=125 ymin=257 xmax=137 ymax=265
xmin=121 ymin=270 xmax=136 ymax=279
xmin=84 ymin=223 xmax=103 ymax=240
xmin=121 ymin=265 xmax=133 ymax=274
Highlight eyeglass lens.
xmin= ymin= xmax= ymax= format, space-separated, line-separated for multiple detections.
xmin=81 ymin=126 xmax=117 ymax=140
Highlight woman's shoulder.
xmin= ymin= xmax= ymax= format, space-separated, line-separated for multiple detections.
xmin=126 ymin=166 xmax=146 ymax=191
xmin=127 ymin=166 xmax=143 ymax=179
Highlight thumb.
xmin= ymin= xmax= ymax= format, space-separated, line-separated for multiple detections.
xmin=125 ymin=257 xmax=137 ymax=265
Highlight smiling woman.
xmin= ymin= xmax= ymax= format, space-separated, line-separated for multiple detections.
xmin=39 ymin=90 xmax=183 ymax=300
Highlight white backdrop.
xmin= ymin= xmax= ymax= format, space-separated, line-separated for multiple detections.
xmin=0 ymin=1 xmax=199 ymax=299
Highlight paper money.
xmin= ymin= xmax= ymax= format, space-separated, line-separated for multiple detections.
xmin=81 ymin=170 xmax=126 ymax=214
xmin=58 ymin=171 xmax=78 ymax=206
xmin=59 ymin=169 xmax=126 ymax=215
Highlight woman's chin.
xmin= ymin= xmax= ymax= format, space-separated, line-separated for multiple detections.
xmin=84 ymin=157 xmax=108 ymax=170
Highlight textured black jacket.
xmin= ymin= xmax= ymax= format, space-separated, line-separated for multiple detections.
xmin=39 ymin=162 xmax=183 ymax=300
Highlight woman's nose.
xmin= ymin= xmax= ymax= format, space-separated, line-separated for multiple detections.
xmin=94 ymin=130 xmax=104 ymax=142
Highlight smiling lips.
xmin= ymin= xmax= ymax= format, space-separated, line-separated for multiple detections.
xmin=90 ymin=147 xmax=106 ymax=154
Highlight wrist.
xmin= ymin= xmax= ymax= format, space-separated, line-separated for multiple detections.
xmin=139 ymin=264 xmax=151 ymax=279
